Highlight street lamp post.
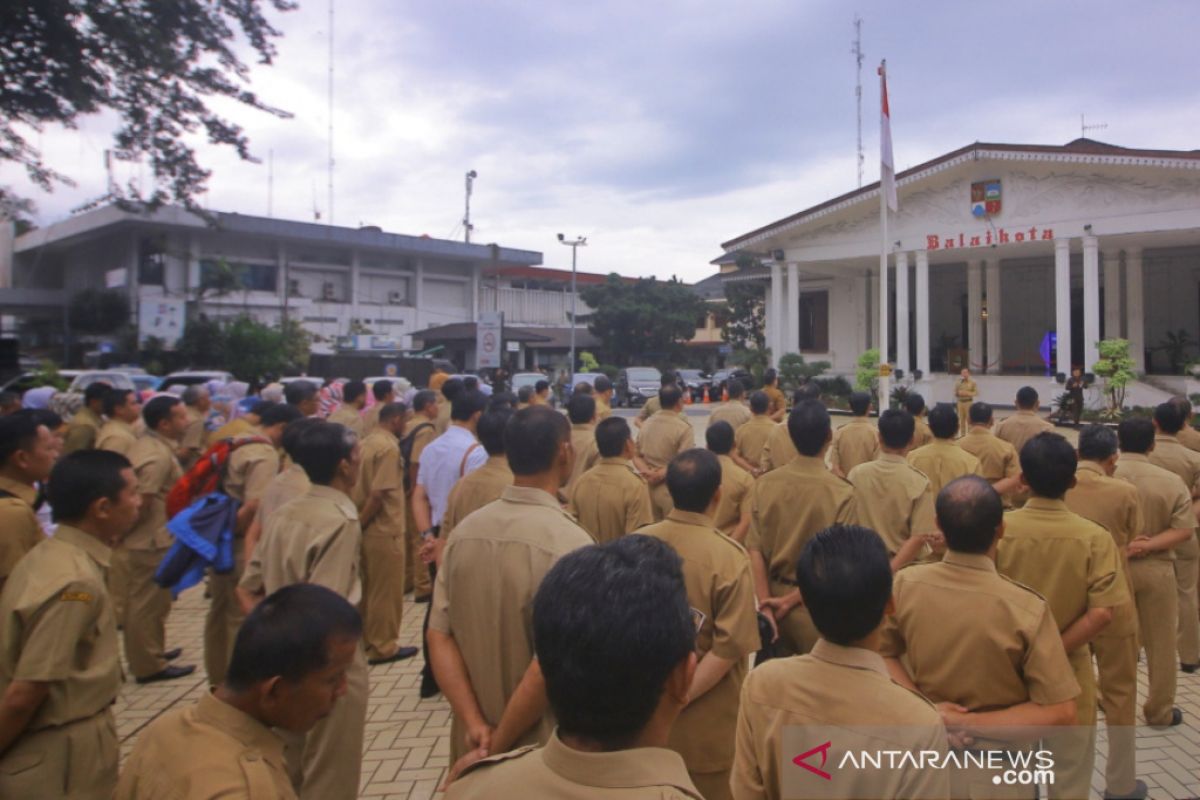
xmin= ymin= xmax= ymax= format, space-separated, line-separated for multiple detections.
xmin=557 ymin=233 xmax=587 ymax=388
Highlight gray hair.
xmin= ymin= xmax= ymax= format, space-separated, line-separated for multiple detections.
xmin=181 ymin=385 xmax=209 ymax=406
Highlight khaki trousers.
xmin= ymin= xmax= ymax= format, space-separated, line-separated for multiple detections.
xmin=203 ymin=543 xmax=246 ymax=686
xmin=1092 ymin=628 xmax=1139 ymax=795
xmin=650 ymin=482 xmax=673 ymax=522
xmin=107 ymin=545 xmax=130 ymax=623
xmin=404 ymin=495 xmax=430 ymax=596
xmin=1128 ymin=557 xmax=1178 ymax=725
xmin=769 ymin=579 xmax=818 ymax=656
xmin=122 ymin=547 xmax=172 ymax=679
xmin=283 ymin=645 xmax=368 ymax=800
xmin=1045 ymin=650 xmax=1096 ymax=800
xmin=956 ymin=400 xmax=972 ymax=436
xmin=361 ymin=528 xmax=407 ymax=661
xmin=0 ymin=710 xmax=117 ymax=800
xmin=1174 ymin=531 xmax=1200 ymax=665
xmin=690 ymin=769 xmax=732 ymax=800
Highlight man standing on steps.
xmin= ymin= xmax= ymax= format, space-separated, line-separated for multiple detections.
xmin=954 ymin=367 xmax=977 ymax=437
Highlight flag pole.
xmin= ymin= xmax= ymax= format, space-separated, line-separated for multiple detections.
xmin=878 ymin=59 xmax=891 ymax=411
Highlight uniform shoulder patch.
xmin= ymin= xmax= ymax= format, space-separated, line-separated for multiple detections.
xmin=59 ymin=590 xmax=94 ymax=603
xmin=457 ymin=744 xmax=538 ymax=779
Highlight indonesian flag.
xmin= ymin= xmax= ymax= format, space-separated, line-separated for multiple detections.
xmin=879 ymin=60 xmax=898 ymax=212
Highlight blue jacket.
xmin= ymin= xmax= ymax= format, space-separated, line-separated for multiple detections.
xmin=154 ymin=493 xmax=239 ymax=598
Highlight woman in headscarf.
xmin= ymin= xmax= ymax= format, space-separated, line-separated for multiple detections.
xmin=21 ymin=386 xmax=57 ymax=410
xmin=318 ymin=380 xmax=345 ymax=418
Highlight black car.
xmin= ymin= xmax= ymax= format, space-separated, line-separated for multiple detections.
xmin=709 ymin=368 xmax=753 ymax=398
xmin=615 ymin=366 xmax=662 ymax=407
xmin=675 ymin=369 xmax=712 ymax=403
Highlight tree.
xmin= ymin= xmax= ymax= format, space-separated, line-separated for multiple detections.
xmin=1 ymin=0 xmax=294 ymax=215
xmin=68 ymin=288 xmax=130 ymax=334
xmin=1092 ymin=338 xmax=1136 ymax=419
xmin=579 ymin=275 xmax=703 ymax=366
xmin=722 ymin=259 xmax=767 ymax=352
xmin=855 ymin=348 xmax=880 ymax=394
xmin=777 ymin=353 xmax=830 ymax=392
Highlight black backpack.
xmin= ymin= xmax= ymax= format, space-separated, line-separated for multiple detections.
xmin=399 ymin=422 xmax=435 ymax=488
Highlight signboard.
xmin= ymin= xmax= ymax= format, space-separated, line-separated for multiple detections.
xmin=506 ymin=340 xmax=520 ymax=353
xmin=138 ymin=299 xmax=186 ymax=349
xmin=925 ymin=226 xmax=1054 ymax=252
xmin=105 ymin=268 xmax=127 ymax=289
xmin=476 ymin=311 xmax=503 ymax=369
xmin=970 ymin=179 xmax=1002 ymax=217
xmin=878 ymin=363 xmax=893 ymax=377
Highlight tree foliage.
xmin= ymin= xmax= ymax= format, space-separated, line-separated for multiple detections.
xmin=1 ymin=0 xmax=295 ymax=214
xmin=721 ymin=256 xmax=766 ymax=352
xmin=173 ymin=313 xmax=308 ymax=381
xmin=579 ymin=275 xmax=703 ymax=366
xmin=68 ymin=288 xmax=130 ymax=334
xmin=777 ymin=353 xmax=829 ymax=392
xmin=855 ymin=348 xmax=880 ymax=393
xmin=1092 ymin=338 xmax=1136 ymax=419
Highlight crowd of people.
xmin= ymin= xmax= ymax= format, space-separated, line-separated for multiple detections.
xmin=0 ymin=363 xmax=1197 ymax=799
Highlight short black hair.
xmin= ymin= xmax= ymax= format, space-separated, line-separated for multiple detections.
xmin=225 ymin=584 xmax=362 ymax=693
xmin=517 ymin=386 xmax=534 ymax=404
xmin=143 ymin=395 xmax=182 ymax=432
xmin=659 ymin=385 xmax=683 ymax=409
xmin=1118 ymin=417 xmax=1155 ymax=455
xmin=49 ymin=450 xmax=132 ymax=523
xmin=726 ymin=379 xmax=745 ymax=399
xmin=904 ymin=392 xmax=926 ymax=416
xmin=705 ymin=420 xmax=734 ymax=455
xmin=968 ymin=402 xmax=993 ymax=425
xmin=412 ymin=389 xmax=437 ymax=412
xmin=927 ymin=403 xmax=958 ymax=439
xmin=534 ymin=535 xmax=693 ymax=749
xmin=534 ymin=379 xmax=549 ymax=394
xmin=1154 ymin=401 xmax=1184 ymax=434
xmin=284 ymin=380 xmax=319 ymax=406
xmin=25 ymin=408 xmax=62 ymax=432
xmin=594 ymin=375 xmax=612 ymax=394
xmin=1078 ymin=424 xmax=1118 ymax=461
xmin=84 ymin=382 xmax=111 ymax=404
xmin=0 ymin=413 xmax=44 ymax=467
xmin=764 ymin=368 xmax=778 ymax=386
xmin=573 ymin=382 xmax=593 ymax=396
xmin=463 ymin=376 xmax=479 ymax=392
xmin=281 ymin=417 xmax=323 ymax=460
xmin=787 ymin=400 xmax=831 ymax=457
xmin=1170 ymin=396 xmax=1193 ymax=421
xmin=373 ymin=379 xmax=394 ymax=402
xmin=749 ymin=391 xmax=769 ymax=415
xmin=102 ymin=388 xmax=135 ymax=417
xmin=848 ymin=392 xmax=871 ymax=416
xmin=1015 ymin=386 xmax=1039 ymax=409
xmin=377 ymin=401 xmax=408 ymax=424
xmin=0 ymin=391 xmax=19 ymax=408
xmin=665 ymin=449 xmax=722 ymax=512
xmin=261 ymin=402 xmax=304 ymax=428
xmin=292 ymin=421 xmax=357 ymax=485
xmin=1019 ymin=432 xmax=1077 ymax=499
xmin=595 ymin=417 xmax=631 ymax=458
xmin=442 ymin=378 xmax=464 ymax=403
xmin=451 ymin=389 xmax=488 ymax=422
xmin=505 ymin=406 xmax=570 ymax=476
xmin=660 ymin=371 xmax=676 ymax=387
xmin=489 ymin=392 xmax=517 ymax=410
xmin=877 ymin=409 xmax=914 ymax=450
xmin=567 ymin=393 xmax=596 ymax=425
xmin=936 ymin=476 xmax=1003 ymax=554
xmin=794 ymin=383 xmax=821 ymax=402
xmin=797 ymin=525 xmax=893 ymax=645
xmin=477 ymin=407 xmax=512 ymax=456
xmin=342 ymin=380 xmax=366 ymax=404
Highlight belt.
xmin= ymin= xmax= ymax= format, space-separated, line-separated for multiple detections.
xmin=771 ymin=575 xmax=798 ymax=586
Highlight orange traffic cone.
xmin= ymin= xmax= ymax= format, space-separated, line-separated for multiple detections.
xmin=703 ymin=385 xmax=710 ymax=404
xmin=683 ymin=388 xmax=692 ymax=405
xmin=722 ymin=386 xmax=729 ymax=402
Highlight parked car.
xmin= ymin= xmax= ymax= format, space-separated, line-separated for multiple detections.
xmin=709 ymin=368 xmax=754 ymax=397
xmin=127 ymin=374 xmax=163 ymax=393
xmin=1 ymin=369 xmax=82 ymax=394
xmin=67 ymin=371 xmax=137 ymax=393
xmin=615 ymin=366 xmax=662 ymax=407
xmin=510 ymin=372 xmax=546 ymax=393
xmin=675 ymin=369 xmax=712 ymax=403
xmin=160 ymin=370 xmax=235 ymax=392
xmin=447 ymin=374 xmax=493 ymax=396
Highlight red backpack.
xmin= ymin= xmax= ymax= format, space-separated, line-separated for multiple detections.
xmin=166 ymin=436 xmax=271 ymax=519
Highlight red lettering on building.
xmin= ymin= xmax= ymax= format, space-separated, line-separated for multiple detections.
xmin=919 ymin=225 xmax=1056 ymax=251
xmin=970 ymin=236 xmax=981 ymax=247
xmin=927 ymin=235 xmax=940 ymax=250
xmin=1015 ymin=232 xmax=1025 ymax=242
xmin=1042 ymin=229 xmax=1054 ymax=240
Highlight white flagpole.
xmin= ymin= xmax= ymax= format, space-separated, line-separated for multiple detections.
xmin=878 ymin=59 xmax=891 ymax=410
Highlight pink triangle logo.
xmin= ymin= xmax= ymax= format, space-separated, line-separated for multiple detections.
xmin=793 ymin=741 xmax=833 ymax=780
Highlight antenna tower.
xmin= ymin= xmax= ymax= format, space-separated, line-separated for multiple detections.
xmin=1080 ymin=114 xmax=1108 ymax=139
xmin=327 ymin=0 xmax=335 ymax=225
xmin=851 ymin=15 xmax=865 ymax=188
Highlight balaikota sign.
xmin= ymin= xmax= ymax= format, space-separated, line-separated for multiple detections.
xmin=476 ymin=311 xmax=503 ymax=369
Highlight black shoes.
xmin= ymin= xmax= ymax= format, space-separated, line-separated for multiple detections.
xmin=1181 ymin=662 xmax=1199 ymax=674
xmin=413 ymin=594 xmax=432 ymax=604
xmin=368 ymin=646 xmax=419 ymax=665
xmin=1104 ymin=779 xmax=1148 ymax=800
xmin=419 ymin=667 xmax=440 ymax=699
xmin=136 ymin=664 xmax=196 ymax=684
xmin=1149 ymin=707 xmax=1184 ymax=729
xmin=162 ymin=647 xmax=182 ymax=661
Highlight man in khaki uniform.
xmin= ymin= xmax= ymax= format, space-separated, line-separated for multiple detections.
xmin=402 ymin=390 xmax=439 ymax=599
xmin=706 ymin=422 xmax=754 ymax=543
xmin=283 ymin=380 xmax=320 ymax=418
xmin=429 ymin=407 xmax=593 ymax=766
xmin=352 ymin=402 xmax=418 ymax=665
xmin=0 ymin=414 xmax=57 ymax=592
xmin=829 ymin=391 xmax=879 ymax=477
xmin=1114 ymin=417 xmax=1195 ymax=728
xmin=441 ymin=408 xmax=514 ymax=539
xmin=762 ymin=368 xmax=786 ymax=422
xmin=0 ymin=451 xmax=140 ymax=800
xmin=996 ymin=432 xmax=1127 ymax=800
xmin=326 ymin=380 xmax=366 ymax=437
xmin=116 ymin=584 xmax=361 ymax=800
xmin=733 ymin=526 xmax=950 ymax=800
xmin=958 ymin=402 xmax=1023 ymax=500
xmin=238 ymin=421 xmax=368 ymax=800
xmin=445 ymin=537 xmax=702 ymax=799
xmin=95 ymin=389 xmax=142 ymax=456
xmin=907 ymin=403 xmax=982 ymax=495
xmin=124 ymin=396 xmax=195 ymax=683
xmin=178 ymin=385 xmax=211 ymax=470
xmin=882 ymin=476 xmax=1080 ymax=800
xmin=63 ymin=383 xmax=108 ymax=453
xmin=759 ymin=389 xmax=819 ymax=474
xmin=847 ymin=409 xmax=935 ymax=566
xmin=733 ymin=391 xmax=774 ymax=472
xmin=207 ymin=400 xmax=262 ymax=446
xmin=1171 ymin=396 xmax=1200 ymax=453
xmin=592 ymin=375 xmax=615 ymax=421
xmin=564 ymin=393 xmax=600 ymax=496
xmin=707 ymin=378 xmax=751 ymax=432
xmin=1148 ymin=401 xmax=1200 ymax=673
xmin=905 ymin=392 xmax=934 ymax=448
xmin=953 ymin=367 xmax=978 ymax=437
xmin=635 ymin=386 xmax=695 ymax=521
xmin=1065 ymin=425 xmax=1145 ymax=799
xmin=568 ymin=417 xmax=654 ymax=543
xmin=634 ymin=372 xmax=677 ymax=428
xmin=205 ymin=403 xmax=299 ymax=686
xmin=994 ymin=385 xmax=1054 ymax=455
xmin=750 ymin=400 xmax=855 ymax=656
xmin=362 ymin=379 xmax=395 ymax=436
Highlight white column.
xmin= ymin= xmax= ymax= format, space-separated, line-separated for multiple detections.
xmin=1126 ymin=248 xmax=1145 ymax=373
xmin=1103 ymin=251 xmax=1121 ymax=339
xmin=1054 ymin=238 xmax=1072 ymax=375
xmin=985 ymin=259 xmax=1002 ymax=373
xmin=915 ymin=250 xmax=931 ymax=376
xmin=769 ymin=262 xmax=783 ymax=366
xmin=786 ymin=262 xmax=800 ymax=355
xmin=895 ymin=251 xmax=910 ymax=372
xmin=967 ymin=259 xmax=983 ymax=372
xmin=869 ymin=271 xmax=881 ymax=349
xmin=1082 ymin=235 xmax=1100 ymax=370
xmin=350 ymin=249 xmax=361 ymax=320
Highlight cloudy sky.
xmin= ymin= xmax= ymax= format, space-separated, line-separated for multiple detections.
xmin=12 ymin=0 xmax=1200 ymax=281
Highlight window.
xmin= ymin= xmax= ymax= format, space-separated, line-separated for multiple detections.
xmin=139 ymin=237 xmax=166 ymax=286
xmin=199 ymin=259 xmax=278 ymax=293
xmin=798 ymin=290 xmax=829 ymax=352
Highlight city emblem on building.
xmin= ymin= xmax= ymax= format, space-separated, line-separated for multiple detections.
xmin=970 ymin=180 xmax=1002 ymax=217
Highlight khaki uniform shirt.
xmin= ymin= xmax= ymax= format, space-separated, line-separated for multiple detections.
xmin=208 ymin=416 xmax=254 ymax=447
xmin=912 ymin=416 xmax=934 ymax=449
xmin=567 ymin=457 xmax=654 ymax=543
xmin=760 ymin=422 xmax=798 ymax=473
xmin=0 ymin=526 xmax=120 ymax=733
xmin=828 ymin=417 xmax=879 ymax=475
xmin=180 ymin=406 xmax=208 ymax=468
xmin=993 ymin=409 xmax=1053 ymax=455
xmin=881 ymin=551 xmax=1080 ymax=711
xmin=732 ymin=640 xmax=949 ymax=800
xmin=0 ymin=477 xmax=43 ymax=590
xmin=1149 ymin=434 xmax=1200 ymax=496
xmin=126 ymin=431 xmax=182 ymax=551
xmin=637 ymin=410 xmax=694 ymax=470
xmin=404 ymin=418 xmax=439 ymax=483
xmin=595 ymin=397 xmax=613 ymax=421
xmin=257 ymin=463 xmax=311 ymax=527
xmin=114 ymin=692 xmax=295 ymax=800
xmin=954 ymin=378 xmax=978 ymax=402
xmin=713 ymin=454 xmax=754 ymax=537
xmin=642 ymin=510 xmax=759 ymax=771
xmin=734 ymin=416 xmax=776 ymax=469
xmin=352 ymin=430 xmax=406 ymax=536
xmin=224 ymin=436 xmax=279 ymax=508
xmin=327 ymin=403 xmax=364 ymax=437
xmin=637 ymin=395 xmax=662 ymax=422
xmin=430 ymin=487 xmax=593 ymax=752
xmin=1114 ymin=453 xmax=1196 ymax=560
xmin=763 ymin=385 xmax=786 ymax=418
xmin=749 ymin=455 xmax=855 ymax=583
xmin=1176 ymin=424 xmax=1200 ymax=453
xmin=361 ymin=403 xmax=384 ymax=436
xmin=1065 ymin=462 xmax=1143 ymax=637
xmin=958 ymin=426 xmax=1019 ymax=483
xmin=63 ymin=407 xmax=103 ymax=453
xmin=566 ymin=423 xmax=600 ymax=495
xmin=96 ymin=419 xmax=139 ymax=457
xmin=434 ymin=399 xmax=452 ymax=435
xmin=707 ymin=401 xmax=751 ymax=432
xmin=442 ymin=455 xmax=513 ymax=537
xmin=907 ymin=439 xmax=982 ymax=496
xmin=448 ymin=730 xmax=702 ymax=800
xmin=848 ymin=453 xmax=935 ymax=554
xmin=240 ymin=485 xmax=363 ymax=604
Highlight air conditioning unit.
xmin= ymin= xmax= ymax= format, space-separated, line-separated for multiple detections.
xmin=387 ymin=290 xmax=406 ymax=305
xmin=322 ymin=281 xmax=337 ymax=300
